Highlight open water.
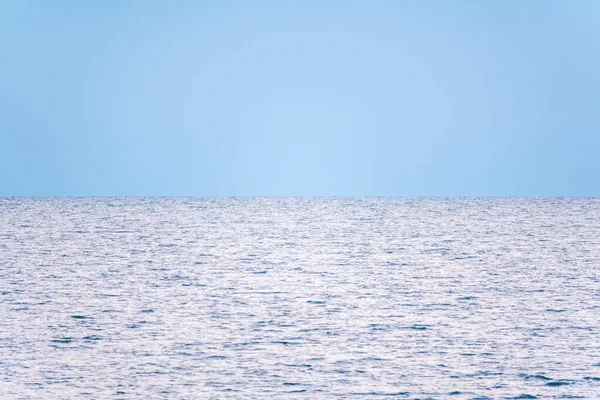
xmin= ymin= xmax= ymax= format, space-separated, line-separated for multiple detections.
xmin=1 ymin=198 xmax=599 ymax=399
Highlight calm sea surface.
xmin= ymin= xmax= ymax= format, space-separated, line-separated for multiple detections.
xmin=1 ymin=198 xmax=599 ymax=399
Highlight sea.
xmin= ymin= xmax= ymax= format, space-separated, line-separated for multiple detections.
xmin=1 ymin=197 xmax=599 ymax=399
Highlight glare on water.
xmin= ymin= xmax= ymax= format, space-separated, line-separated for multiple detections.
xmin=1 ymin=198 xmax=599 ymax=399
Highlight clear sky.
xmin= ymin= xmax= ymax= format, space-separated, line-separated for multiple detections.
xmin=1 ymin=0 xmax=599 ymax=196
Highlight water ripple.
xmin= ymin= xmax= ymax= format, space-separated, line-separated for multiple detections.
xmin=1 ymin=197 xmax=599 ymax=398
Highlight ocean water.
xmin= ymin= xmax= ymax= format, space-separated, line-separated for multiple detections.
xmin=1 ymin=197 xmax=599 ymax=399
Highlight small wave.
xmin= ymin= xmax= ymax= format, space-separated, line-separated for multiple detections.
xmin=546 ymin=380 xmax=573 ymax=387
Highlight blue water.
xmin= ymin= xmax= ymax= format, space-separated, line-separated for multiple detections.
xmin=1 ymin=198 xmax=599 ymax=399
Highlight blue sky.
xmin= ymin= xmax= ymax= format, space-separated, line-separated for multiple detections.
xmin=1 ymin=0 xmax=599 ymax=196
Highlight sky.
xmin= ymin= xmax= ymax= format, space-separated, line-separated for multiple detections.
xmin=1 ymin=0 xmax=599 ymax=196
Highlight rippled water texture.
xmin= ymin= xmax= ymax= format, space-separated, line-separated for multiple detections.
xmin=1 ymin=198 xmax=599 ymax=399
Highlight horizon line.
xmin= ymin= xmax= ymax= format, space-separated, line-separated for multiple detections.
xmin=1 ymin=195 xmax=598 ymax=199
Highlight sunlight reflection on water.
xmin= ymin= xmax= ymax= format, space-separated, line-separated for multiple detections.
xmin=1 ymin=197 xmax=599 ymax=398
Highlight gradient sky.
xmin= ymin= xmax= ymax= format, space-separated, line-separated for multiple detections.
xmin=1 ymin=0 xmax=599 ymax=196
